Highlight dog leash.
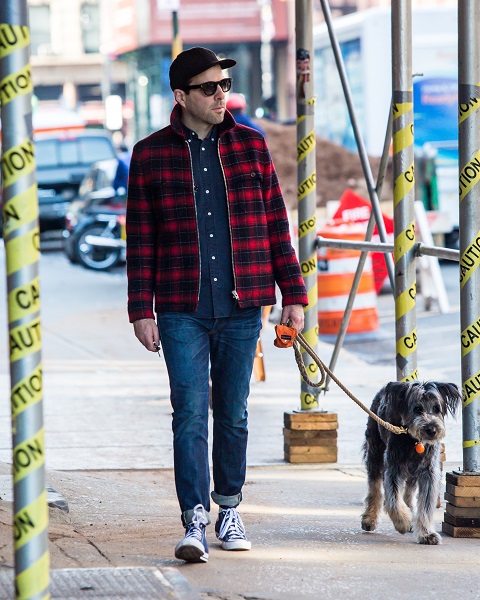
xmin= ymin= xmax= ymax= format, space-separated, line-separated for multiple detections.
xmin=275 ymin=323 xmax=408 ymax=437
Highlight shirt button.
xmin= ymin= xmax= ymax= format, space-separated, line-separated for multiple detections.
xmin=207 ymin=212 xmax=212 ymax=216
xmin=204 ymin=167 xmax=208 ymax=171
xmin=206 ymin=190 xmax=210 ymax=194
xmin=213 ymin=278 xmax=218 ymax=281
xmin=210 ymin=234 xmax=213 ymax=238
xmin=212 ymin=256 xmax=216 ymax=260
xmin=202 ymin=147 xmax=205 ymax=151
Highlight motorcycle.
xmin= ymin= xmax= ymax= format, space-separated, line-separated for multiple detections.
xmin=74 ymin=211 xmax=126 ymax=271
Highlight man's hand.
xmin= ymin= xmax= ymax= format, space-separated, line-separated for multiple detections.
xmin=133 ymin=318 xmax=160 ymax=352
xmin=280 ymin=304 xmax=304 ymax=333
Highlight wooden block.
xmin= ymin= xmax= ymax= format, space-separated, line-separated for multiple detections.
xmin=444 ymin=493 xmax=480 ymax=508
xmin=446 ymin=483 xmax=480 ymax=498
xmin=446 ymin=472 xmax=480 ymax=487
xmin=445 ymin=503 xmax=480 ymax=518
xmin=284 ymin=411 xmax=338 ymax=423
xmin=284 ymin=436 xmax=337 ymax=447
xmin=286 ymin=421 xmax=338 ymax=431
xmin=284 ymin=444 xmax=336 ymax=456
xmin=442 ymin=521 xmax=480 ymax=538
xmin=285 ymin=449 xmax=337 ymax=463
xmin=283 ymin=428 xmax=337 ymax=442
xmin=443 ymin=512 xmax=480 ymax=528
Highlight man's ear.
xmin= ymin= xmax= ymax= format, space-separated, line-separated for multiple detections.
xmin=174 ymin=89 xmax=186 ymax=107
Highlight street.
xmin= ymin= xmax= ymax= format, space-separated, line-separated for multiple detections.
xmin=1 ymin=242 xmax=475 ymax=600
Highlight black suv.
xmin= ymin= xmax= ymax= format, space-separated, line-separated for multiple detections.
xmin=35 ymin=130 xmax=118 ymax=232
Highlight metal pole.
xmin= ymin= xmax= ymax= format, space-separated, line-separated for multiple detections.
xmin=458 ymin=1 xmax=480 ymax=472
xmin=391 ymin=0 xmax=417 ymax=382
xmin=295 ymin=0 xmax=319 ymax=409
xmin=325 ymin=107 xmax=394 ymax=387
xmin=319 ymin=0 xmax=395 ymax=289
xmin=171 ymin=9 xmax=182 ymax=60
xmin=0 ymin=2 xmax=50 ymax=598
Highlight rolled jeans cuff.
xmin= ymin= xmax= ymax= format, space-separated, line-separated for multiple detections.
xmin=182 ymin=508 xmax=211 ymax=526
xmin=211 ymin=490 xmax=242 ymax=508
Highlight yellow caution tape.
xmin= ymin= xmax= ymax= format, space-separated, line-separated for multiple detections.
xmin=2 ymin=185 xmax=38 ymax=235
xmin=458 ymin=84 xmax=480 ymax=124
xmin=392 ymin=101 xmax=413 ymax=119
xmin=0 ymin=24 xmax=30 ymax=58
xmin=14 ymin=490 xmax=48 ymax=550
xmin=299 ymin=215 xmax=316 ymax=239
xmin=8 ymin=276 xmax=41 ymax=322
xmin=6 ymin=228 xmax=40 ymax=275
xmin=11 ymin=364 xmax=43 ymax=418
xmin=395 ymin=283 xmax=416 ymax=319
xmin=401 ymin=369 xmax=419 ymax=383
xmin=461 ymin=316 xmax=480 ymax=357
xmin=15 ymin=550 xmax=50 ymax=600
xmin=307 ymin=284 xmax=318 ymax=310
xmin=459 ymin=149 xmax=480 ymax=202
xmin=301 ymin=390 xmax=320 ymax=408
xmin=463 ymin=439 xmax=480 ymax=448
xmin=463 ymin=371 xmax=480 ymax=407
xmin=298 ymin=172 xmax=316 ymax=202
xmin=393 ymin=123 xmax=414 ymax=154
xmin=1 ymin=138 xmax=35 ymax=188
xmin=459 ymin=232 xmax=480 ymax=289
xmin=9 ymin=316 xmax=42 ymax=363
xmin=297 ymin=130 xmax=315 ymax=162
xmin=300 ymin=255 xmax=317 ymax=278
xmin=396 ymin=328 xmax=417 ymax=358
xmin=394 ymin=164 xmax=415 ymax=207
xmin=0 ymin=63 xmax=32 ymax=105
xmin=394 ymin=221 xmax=415 ymax=263
xmin=13 ymin=429 xmax=45 ymax=484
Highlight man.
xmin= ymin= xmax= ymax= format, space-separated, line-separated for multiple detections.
xmin=126 ymin=47 xmax=307 ymax=563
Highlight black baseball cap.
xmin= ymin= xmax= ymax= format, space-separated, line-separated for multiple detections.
xmin=169 ymin=47 xmax=236 ymax=91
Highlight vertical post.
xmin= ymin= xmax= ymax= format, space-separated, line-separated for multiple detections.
xmin=391 ymin=0 xmax=417 ymax=382
xmin=0 ymin=2 xmax=50 ymax=598
xmin=171 ymin=7 xmax=182 ymax=60
xmin=295 ymin=0 xmax=319 ymax=409
xmin=458 ymin=1 xmax=480 ymax=473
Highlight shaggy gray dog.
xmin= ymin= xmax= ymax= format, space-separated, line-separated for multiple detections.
xmin=361 ymin=381 xmax=462 ymax=544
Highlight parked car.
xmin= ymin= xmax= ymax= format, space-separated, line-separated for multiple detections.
xmin=35 ymin=130 xmax=118 ymax=232
xmin=63 ymin=158 xmax=126 ymax=270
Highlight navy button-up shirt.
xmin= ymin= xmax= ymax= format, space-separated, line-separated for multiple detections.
xmin=185 ymin=126 xmax=236 ymax=318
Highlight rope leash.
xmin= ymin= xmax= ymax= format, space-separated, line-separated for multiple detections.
xmin=276 ymin=324 xmax=407 ymax=436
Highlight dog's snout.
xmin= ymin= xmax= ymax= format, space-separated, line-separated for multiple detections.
xmin=424 ymin=425 xmax=437 ymax=438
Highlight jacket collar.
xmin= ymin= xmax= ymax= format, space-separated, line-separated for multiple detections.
xmin=170 ymin=103 xmax=236 ymax=138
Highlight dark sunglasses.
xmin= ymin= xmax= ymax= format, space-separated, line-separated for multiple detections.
xmin=184 ymin=77 xmax=232 ymax=96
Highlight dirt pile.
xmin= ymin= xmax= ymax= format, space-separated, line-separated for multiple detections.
xmin=259 ymin=119 xmax=393 ymax=211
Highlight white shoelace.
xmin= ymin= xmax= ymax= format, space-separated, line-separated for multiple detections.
xmin=218 ymin=508 xmax=247 ymax=540
xmin=185 ymin=504 xmax=208 ymax=542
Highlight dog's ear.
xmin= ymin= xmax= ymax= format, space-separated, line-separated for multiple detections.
xmin=384 ymin=381 xmax=418 ymax=413
xmin=434 ymin=382 xmax=463 ymax=417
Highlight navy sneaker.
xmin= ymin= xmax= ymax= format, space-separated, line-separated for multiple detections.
xmin=175 ymin=504 xmax=209 ymax=563
xmin=215 ymin=507 xmax=251 ymax=551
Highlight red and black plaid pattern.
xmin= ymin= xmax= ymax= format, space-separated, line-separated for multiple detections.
xmin=126 ymin=105 xmax=307 ymax=322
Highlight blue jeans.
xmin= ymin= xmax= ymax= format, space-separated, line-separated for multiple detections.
xmin=158 ymin=308 xmax=262 ymax=523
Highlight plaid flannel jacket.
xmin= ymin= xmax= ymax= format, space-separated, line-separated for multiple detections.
xmin=126 ymin=104 xmax=308 ymax=322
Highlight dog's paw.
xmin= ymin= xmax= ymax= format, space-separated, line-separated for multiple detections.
xmin=361 ymin=514 xmax=377 ymax=532
xmin=417 ymin=531 xmax=442 ymax=545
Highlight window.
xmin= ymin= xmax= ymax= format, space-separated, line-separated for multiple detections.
xmin=81 ymin=1 xmax=100 ymax=54
xmin=29 ymin=4 xmax=52 ymax=56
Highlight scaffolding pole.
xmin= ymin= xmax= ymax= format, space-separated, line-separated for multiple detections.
xmin=295 ymin=0 xmax=319 ymax=408
xmin=458 ymin=0 xmax=480 ymax=473
xmin=0 ymin=2 xmax=50 ymax=598
xmin=391 ymin=0 xmax=417 ymax=382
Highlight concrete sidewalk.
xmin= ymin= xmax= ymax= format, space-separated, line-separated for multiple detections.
xmin=1 ymin=322 xmax=477 ymax=599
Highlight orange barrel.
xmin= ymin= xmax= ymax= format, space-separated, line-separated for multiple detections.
xmin=318 ymin=221 xmax=379 ymax=335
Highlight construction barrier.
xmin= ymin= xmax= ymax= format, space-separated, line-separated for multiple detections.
xmin=318 ymin=221 xmax=379 ymax=335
